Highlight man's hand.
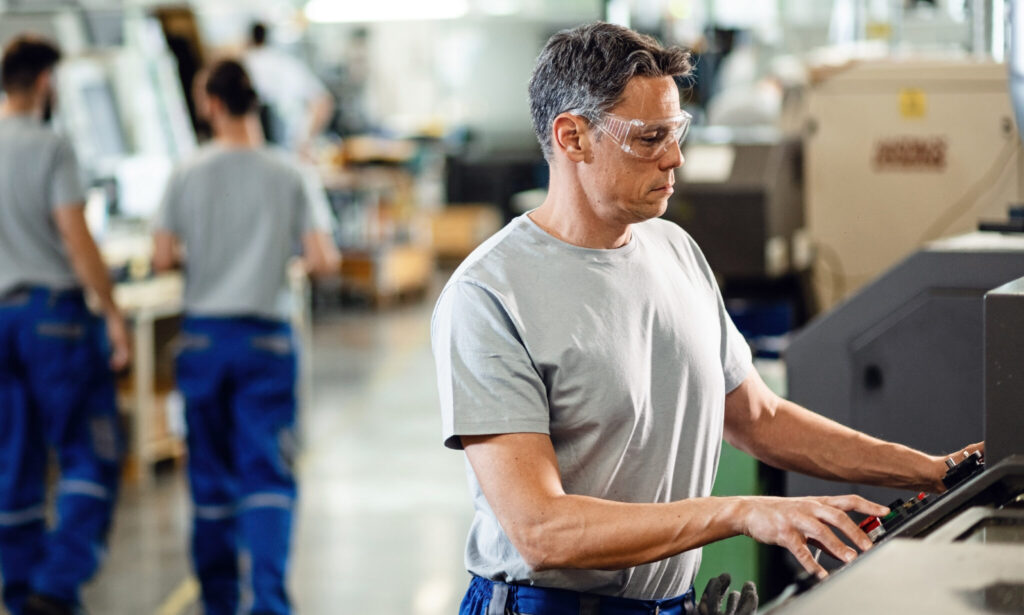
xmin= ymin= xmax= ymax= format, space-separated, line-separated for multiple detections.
xmin=104 ymin=311 xmax=132 ymax=372
xmin=698 ymin=573 xmax=757 ymax=615
xmin=928 ymin=442 xmax=985 ymax=493
xmin=736 ymin=495 xmax=888 ymax=579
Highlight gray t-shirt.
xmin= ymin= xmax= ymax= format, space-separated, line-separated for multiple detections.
xmin=154 ymin=143 xmax=332 ymax=320
xmin=431 ymin=214 xmax=752 ymax=600
xmin=0 ymin=115 xmax=85 ymax=295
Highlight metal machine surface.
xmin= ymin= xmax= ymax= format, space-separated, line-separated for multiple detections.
xmin=785 ymin=233 xmax=1024 ymax=507
xmin=985 ymin=277 xmax=1024 ymax=469
xmin=766 ymin=539 xmax=1024 ymax=613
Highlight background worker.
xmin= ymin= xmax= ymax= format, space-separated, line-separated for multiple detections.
xmin=244 ymin=21 xmax=334 ymax=155
xmin=152 ymin=58 xmax=338 ymax=615
xmin=0 ymin=34 xmax=130 ymax=615
xmin=431 ymin=22 xmax=982 ymax=615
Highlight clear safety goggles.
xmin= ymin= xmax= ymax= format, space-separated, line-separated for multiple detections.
xmin=574 ymin=109 xmax=692 ymax=160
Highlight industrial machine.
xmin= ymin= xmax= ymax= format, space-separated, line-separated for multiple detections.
xmin=803 ymin=57 xmax=1023 ymax=312
xmin=766 ymin=276 xmax=1024 ymax=613
xmin=785 ymin=231 xmax=1024 ymax=508
xmin=772 ymin=4 xmax=1024 ymax=605
xmin=1 ymin=7 xmax=196 ymax=228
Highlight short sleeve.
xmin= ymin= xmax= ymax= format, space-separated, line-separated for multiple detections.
xmin=152 ymin=167 xmax=183 ymax=234
xmin=431 ymin=280 xmax=551 ymax=450
xmin=291 ymin=55 xmax=328 ymax=101
xmin=682 ymin=232 xmax=752 ymax=393
xmin=49 ymin=137 xmax=85 ymax=210
xmin=718 ymin=292 xmax=753 ymax=393
xmin=294 ymin=162 xmax=333 ymax=235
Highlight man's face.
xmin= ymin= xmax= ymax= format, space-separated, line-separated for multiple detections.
xmin=578 ymin=75 xmax=684 ymax=225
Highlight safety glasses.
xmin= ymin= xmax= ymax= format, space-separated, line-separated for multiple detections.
xmin=574 ymin=109 xmax=692 ymax=160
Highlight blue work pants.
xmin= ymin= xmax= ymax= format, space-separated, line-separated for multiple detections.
xmin=175 ymin=316 xmax=298 ymax=615
xmin=0 ymin=288 xmax=121 ymax=613
xmin=461 ymin=575 xmax=696 ymax=615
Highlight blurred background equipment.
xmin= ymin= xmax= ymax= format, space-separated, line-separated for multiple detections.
xmin=802 ymin=58 xmax=1022 ymax=312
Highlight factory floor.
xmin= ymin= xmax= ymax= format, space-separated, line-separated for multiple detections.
xmin=74 ymin=292 xmax=473 ymax=614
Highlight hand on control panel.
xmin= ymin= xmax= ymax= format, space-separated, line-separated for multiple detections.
xmin=858 ymin=448 xmax=987 ymax=544
xmin=738 ymin=495 xmax=887 ymax=579
xmin=930 ymin=443 xmax=984 ymax=493
xmin=698 ymin=573 xmax=758 ymax=615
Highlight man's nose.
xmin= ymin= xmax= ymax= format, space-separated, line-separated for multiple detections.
xmin=660 ymin=140 xmax=684 ymax=170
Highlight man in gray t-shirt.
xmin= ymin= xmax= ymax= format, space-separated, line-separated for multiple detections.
xmin=153 ymin=141 xmax=332 ymax=321
xmin=0 ymin=35 xmax=130 ymax=615
xmin=151 ymin=59 xmax=337 ymax=615
xmin=432 ymin=23 xmax=981 ymax=615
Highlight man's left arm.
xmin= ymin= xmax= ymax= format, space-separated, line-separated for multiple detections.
xmin=723 ymin=371 xmax=983 ymax=493
xmin=151 ymin=231 xmax=180 ymax=272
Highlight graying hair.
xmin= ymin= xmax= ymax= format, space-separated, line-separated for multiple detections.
xmin=528 ymin=22 xmax=692 ymax=161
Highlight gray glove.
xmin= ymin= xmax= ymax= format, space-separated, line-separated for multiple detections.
xmin=697 ymin=573 xmax=758 ymax=615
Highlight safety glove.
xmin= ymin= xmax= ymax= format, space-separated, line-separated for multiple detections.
xmin=697 ymin=573 xmax=758 ymax=615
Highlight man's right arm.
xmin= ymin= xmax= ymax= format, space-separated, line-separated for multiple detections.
xmin=54 ymin=205 xmax=131 ymax=371
xmin=463 ymin=431 xmax=887 ymax=578
xmin=152 ymin=230 xmax=180 ymax=272
xmin=301 ymin=230 xmax=340 ymax=277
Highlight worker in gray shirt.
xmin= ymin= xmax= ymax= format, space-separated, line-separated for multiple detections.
xmin=152 ymin=58 xmax=338 ymax=615
xmin=0 ymin=34 xmax=130 ymax=615
xmin=431 ymin=23 xmax=982 ymax=615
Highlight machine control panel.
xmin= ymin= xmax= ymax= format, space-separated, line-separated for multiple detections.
xmin=858 ymin=451 xmax=985 ymax=543
xmin=763 ymin=455 xmax=1024 ymax=613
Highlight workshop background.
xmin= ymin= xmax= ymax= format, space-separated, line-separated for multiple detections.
xmin=1 ymin=0 xmax=1022 ymax=613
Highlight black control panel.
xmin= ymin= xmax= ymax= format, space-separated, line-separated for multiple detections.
xmin=858 ymin=451 xmax=985 ymax=543
xmin=762 ymin=455 xmax=1024 ymax=613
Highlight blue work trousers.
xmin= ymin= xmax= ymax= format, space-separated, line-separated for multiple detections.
xmin=0 ymin=288 xmax=121 ymax=614
xmin=461 ymin=575 xmax=696 ymax=615
xmin=175 ymin=316 xmax=299 ymax=615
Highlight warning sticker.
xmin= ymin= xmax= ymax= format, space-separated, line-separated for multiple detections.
xmin=899 ymin=88 xmax=927 ymax=119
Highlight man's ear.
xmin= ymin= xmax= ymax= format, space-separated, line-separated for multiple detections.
xmin=205 ymin=95 xmax=224 ymax=121
xmin=33 ymin=69 xmax=53 ymax=101
xmin=551 ymin=113 xmax=589 ymax=163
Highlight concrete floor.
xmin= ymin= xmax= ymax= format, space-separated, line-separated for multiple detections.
xmin=68 ymin=296 xmax=473 ymax=614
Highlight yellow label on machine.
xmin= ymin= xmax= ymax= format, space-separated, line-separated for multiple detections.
xmin=899 ymin=88 xmax=927 ymax=119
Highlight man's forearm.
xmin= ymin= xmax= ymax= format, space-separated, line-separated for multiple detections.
xmin=730 ymin=398 xmax=944 ymax=492
xmin=69 ymin=235 xmax=119 ymax=314
xmin=517 ymin=494 xmax=745 ymax=571
xmin=465 ymin=432 xmax=885 ymax=578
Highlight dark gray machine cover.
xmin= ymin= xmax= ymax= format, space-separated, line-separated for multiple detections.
xmin=985 ymin=277 xmax=1024 ymax=467
xmin=785 ymin=233 xmax=1024 ymax=505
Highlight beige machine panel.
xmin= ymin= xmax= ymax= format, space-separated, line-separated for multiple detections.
xmin=805 ymin=59 xmax=1022 ymax=311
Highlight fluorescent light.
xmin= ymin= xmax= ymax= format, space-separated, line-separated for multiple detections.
xmin=477 ymin=0 xmax=519 ymax=16
xmin=606 ymin=0 xmax=630 ymax=28
xmin=304 ymin=0 xmax=469 ymax=22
